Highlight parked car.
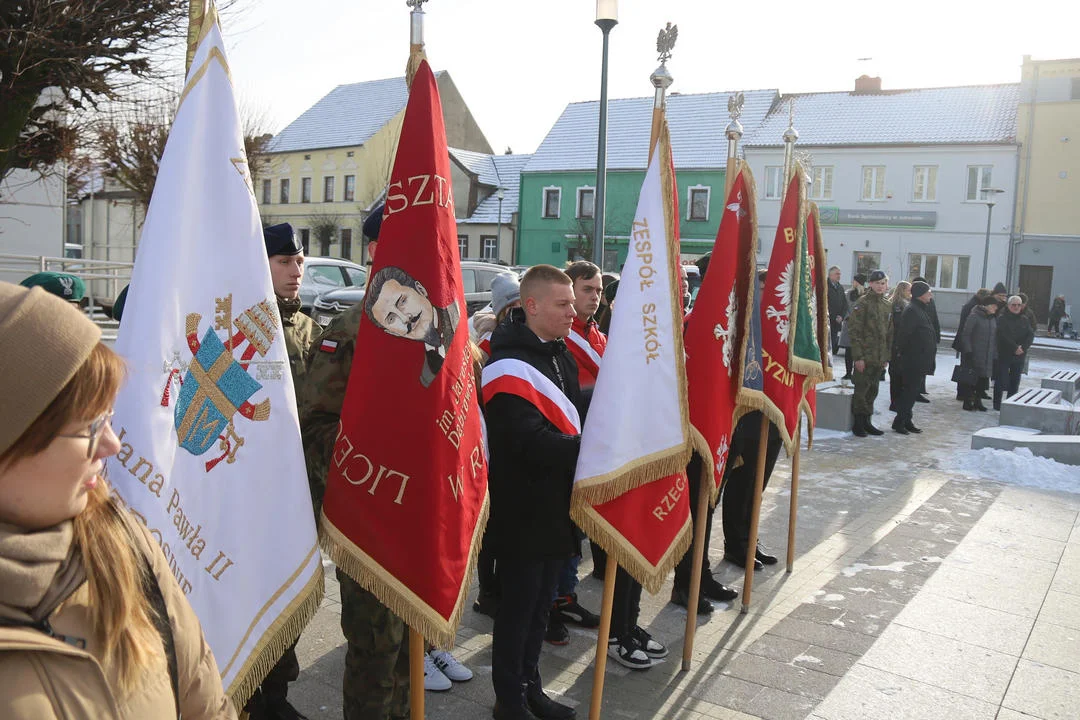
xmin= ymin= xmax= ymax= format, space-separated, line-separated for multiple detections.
xmin=299 ymin=257 xmax=367 ymax=315
xmin=311 ymin=260 xmax=515 ymax=326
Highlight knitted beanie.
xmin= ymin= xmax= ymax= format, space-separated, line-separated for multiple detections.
xmin=0 ymin=283 xmax=102 ymax=457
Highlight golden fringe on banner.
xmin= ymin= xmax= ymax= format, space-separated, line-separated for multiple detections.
xmin=226 ymin=564 xmax=325 ymax=709
xmin=319 ymin=492 xmax=489 ymax=650
xmin=406 ymin=44 xmax=427 ymax=90
xmin=572 ymin=446 xmax=691 ymax=507
xmin=570 ymin=502 xmax=692 ymax=595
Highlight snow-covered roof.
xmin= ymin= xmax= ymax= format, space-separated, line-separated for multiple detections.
xmin=524 ymin=89 xmax=780 ymax=173
xmin=744 ymin=84 xmax=1020 ymax=147
xmin=267 ymin=72 xmax=445 ymax=154
xmin=458 ymin=154 xmax=531 ymax=225
xmin=450 ymin=148 xmax=500 ymax=187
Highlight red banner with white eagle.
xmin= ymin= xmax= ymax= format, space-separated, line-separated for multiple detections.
xmin=684 ymin=161 xmax=759 ymax=501
xmin=320 ymin=61 xmax=488 ymax=647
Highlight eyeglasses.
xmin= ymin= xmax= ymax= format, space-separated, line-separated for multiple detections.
xmin=57 ymin=410 xmax=115 ymax=459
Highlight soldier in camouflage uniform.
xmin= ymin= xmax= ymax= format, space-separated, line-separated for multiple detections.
xmin=847 ymin=270 xmax=893 ymax=437
xmin=247 ymin=223 xmax=319 ymax=720
xmin=297 ymin=207 xmax=411 ymax=720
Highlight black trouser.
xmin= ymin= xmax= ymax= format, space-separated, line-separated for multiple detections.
xmin=830 ymin=326 xmax=841 ymax=356
xmin=889 ymin=362 xmax=903 ymax=408
xmin=844 ymin=348 xmax=854 ymax=376
xmin=477 ymin=527 xmax=498 ymax=597
xmin=248 ymin=642 xmax=299 ymax=709
xmin=492 ymin=557 xmax=562 ymax=708
xmin=994 ymin=355 xmax=1024 ymax=407
xmin=674 ymin=453 xmax=713 ymax=591
xmin=611 ymin=567 xmax=643 ymax=644
xmin=722 ymin=413 xmax=783 ymax=550
xmin=895 ymin=368 xmax=925 ymax=425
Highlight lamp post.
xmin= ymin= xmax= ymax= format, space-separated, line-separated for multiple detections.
xmin=980 ymin=187 xmax=1005 ymax=288
xmin=496 ymin=186 xmax=504 ymax=262
xmin=592 ymin=0 xmax=618 ymax=270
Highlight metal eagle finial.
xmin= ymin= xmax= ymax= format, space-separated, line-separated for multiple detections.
xmin=656 ymin=22 xmax=678 ymax=64
xmin=406 ymin=0 xmax=429 ymax=9
xmin=728 ymin=92 xmax=745 ymax=122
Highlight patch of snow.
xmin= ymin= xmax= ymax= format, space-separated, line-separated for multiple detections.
xmin=794 ymin=654 xmax=823 ymax=665
xmin=939 ymin=447 xmax=1080 ymax=494
xmin=830 ymin=618 xmax=846 ymax=628
xmin=841 ymin=561 xmax=912 ymax=577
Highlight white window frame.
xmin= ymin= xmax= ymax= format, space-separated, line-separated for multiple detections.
xmin=860 ymin=166 xmax=887 ymax=201
xmin=764 ymin=166 xmax=783 ymax=200
xmin=323 ymin=176 xmax=335 ymax=203
xmin=576 ymin=186 xmax=595 ymax=219
xmin=481 ymin=235 xmax=499 ymax=261
xmin=542 ymin=186 xmax=562 ymax=219
xmin=908 ymin=253 xmax=971 ymax=290
xmin=687 ymin=185 xmax=711 ymax=221
xmin=343 ymin=175 xmax=356 ymax=202
xmin=912 ymin=165 xmax=938 ymax=202
xmin=965 ymin=165 xmax=993 ymax=202
xmin=809 ymin=166 xmax=833 ymax=201
xmin=457 ymin=234 xmax=469 ymax=259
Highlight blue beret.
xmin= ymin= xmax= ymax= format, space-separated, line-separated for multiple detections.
xmin=363 ymin=205 xmax=384 ymax=241
xmin=264 ymin=223 xmax=301 ymax=256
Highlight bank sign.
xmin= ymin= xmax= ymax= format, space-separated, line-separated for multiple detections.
xmin=818 ymin=207 xmax=937 ymax=229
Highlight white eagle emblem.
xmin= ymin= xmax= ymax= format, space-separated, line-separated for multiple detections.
xmin=715 ymin=434 xmax=731 ymax=475
xmin=713 ymin=283 xmax=738 ymax=375
xmin=765 ymin=260 xmax=794 ymax=342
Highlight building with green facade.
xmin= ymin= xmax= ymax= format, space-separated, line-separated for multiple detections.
xmin=517 ymin=89 xmax=779 ymax=270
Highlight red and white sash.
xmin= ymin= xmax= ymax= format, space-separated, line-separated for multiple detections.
xmin=477 ymin=331 xmax=492 ymax=357
xmin=482 ymin=358 xmax=581 ymax=435
xmin=566 ymin=328 xmax=602 ymax=387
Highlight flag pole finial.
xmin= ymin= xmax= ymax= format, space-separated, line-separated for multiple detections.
xmin=725 ymin=92 xmax=745 ymax=195
xmin=648 ymin=25 xmax=675 ymax=158
xmin=405 ymin=0 xmax=430 ymax=88
xmin=782 ymin=98 xmax=799 ymax=190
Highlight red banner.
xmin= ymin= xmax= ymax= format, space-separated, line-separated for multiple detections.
xmin=684 ymin=163 xmax=759 ymax=500
xmin=320 ymin=61 xmax=488 ymax=647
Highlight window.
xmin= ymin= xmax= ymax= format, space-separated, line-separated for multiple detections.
xmin=576 ymin=187 xmax=595 ymax=219
xmin=808 ymin=167 xmax=833 ymax=201
xmin=323 ymin=176 xmax=335 ymax=203
xmin=854 ymin=251 xmax=881 ymax=279
xmin=912 ymin=166 xmax=938 ymax=202
xmin=344 ymin=175 xmax=356 ymax=202
xmin=764 ymin=166 xmax=783 ymax=199
xmin=279 ymin=179 xmax=290 ymax=204
xmin=861 ymin=166 xmax=886 ymax=201
xmin=966 ymin=165 xmax=993 ymax=201
xmin=458 ymin=235 xmax=468 ymax=258
xmin=542 ymin=187 xmax=561 ymax=218
xmin=345 ymin=266 xmax=367 ymax=287
xmin=304 ymin=264 xmax=344 ymax=289
xmin=299 ymin=228 xmax=310 ymax=254
xmin=688 ymin=186 xmax=711 ymax=221
xmin=461 ymin=269 xmax=477 ymax=293
xmin=478 ymin=270 xmax=506 ymax=291
xmin=301 ymin=177 xmax=312 ymax=203
xmin=261 ymin=179 xmax=272 ymax=205
xmin=481 ymin=235 xmax=498 ymax=261
xmin=909 ymin=253 xmax=970 ymax=290
xmin=340 ymin=228 xmax=353 ymax=260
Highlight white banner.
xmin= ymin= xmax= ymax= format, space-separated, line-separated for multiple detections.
xmin=111 ymin=17 xmax=322 ymax=702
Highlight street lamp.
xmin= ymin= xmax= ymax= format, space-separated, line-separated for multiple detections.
xmin=592 ymin=0 xmax=618 ymax=270
xmin=980 ymin=187 xmax=1005 ymax=289
xmin=496 ymin=186 xmax=504 ymax=263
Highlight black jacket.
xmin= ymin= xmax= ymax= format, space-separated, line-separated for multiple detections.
xmin=827 ymin=280 xmax=849 ymax=329
xmin=890 ymin=299 xmax=907 ymax=362
xmin=952 ymin=293 xmax=981 ymax=351
xmin=996 ymin=310 xmax=1034 ymax=361
xmin=484 ymin=309 xmax=582 ymax=561
xmin=895 ymin=300 xmax=937 ymax=375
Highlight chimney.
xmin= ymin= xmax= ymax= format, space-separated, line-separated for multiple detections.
xmin=854 ymin=75 xmax=882 ymax=93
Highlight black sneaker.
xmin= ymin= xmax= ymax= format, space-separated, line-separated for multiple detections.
xmin=669 ymin=586 xmax=714 ymax=615
xmin=724 ymin=549 xmax=763 ymax=570
xmin=544 ymin=614 xmax=570 ymax=646
xmin=553 ymin=593 xmax=600 ymax=628
xmin=632 ymin=626 xmax=668 ymax=659
xmin=608 ymin=637 xmax=654 ymax=670
xmin=916 ymin=394 xmax=930 ymax=403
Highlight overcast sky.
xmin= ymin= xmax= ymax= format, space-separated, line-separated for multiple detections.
xmin=219 ymin=0 xmax=1078 ymax=155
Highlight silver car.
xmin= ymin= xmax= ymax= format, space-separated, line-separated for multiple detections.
xmin=298 ymin=257 xmax=367 ymax=315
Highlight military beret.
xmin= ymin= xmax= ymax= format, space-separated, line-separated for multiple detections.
xmin=20 ymin=271 xmax=85 ymax=302
xmin=363 ymin=204 xmax=384 ymax=241
xmin=868 ymin=270 xmax=887 ymax=282
xmin=264 ymin=223 xmax=301 ymax=256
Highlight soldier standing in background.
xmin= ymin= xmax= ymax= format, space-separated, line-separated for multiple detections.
xmin=847 ymin=270 xmax=893 ymax=438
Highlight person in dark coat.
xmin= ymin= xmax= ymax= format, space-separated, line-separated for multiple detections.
xmin=994 ymin=295 xmax=1035 ymax=409
xmin=838 ymin=273 xmax=866 ymax=379
xmin=958 ymin=295 xmax=999 ymax=411
xmin=952 ymin=288 xmax=992 ymax=400
xmin=911 ymin=276 xmax=939 ymax=401
xmin=485 ymin=265 xmax=581 ymax=720
xmin=892 ymin=282 xmax=936 ymax=434
xmin=827 ymin=266 xmax=849 ymax=358
xmin=887 ymin=281 xmax=911 ymax=412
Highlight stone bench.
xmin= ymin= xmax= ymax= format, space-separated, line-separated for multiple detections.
xmin=999 ymin=387 xmax=1080 ymax=435
xmin=812 ymin=381 xmax=854 ymax=432
xmin=1042 ymin=370 xmax=1080 ymax=403
xmin=972 ymin=426 xmax=1080 ymax=467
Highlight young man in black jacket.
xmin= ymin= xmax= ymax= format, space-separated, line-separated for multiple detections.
xmin=483 ymin=265 xmax=581 ymax=720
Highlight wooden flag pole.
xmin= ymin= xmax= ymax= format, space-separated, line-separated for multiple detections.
xmin=681 ymin=475 xmax=712 ymax=670
xmin=787 ymin=418 xmax=802 ymax=572
xmin=409 ymin=629 xmax=425 ymax=719
xmin=740 ymin=416 xmax=770 ymax=613
xmin=588 ymin=560 xmax=619 ymax=720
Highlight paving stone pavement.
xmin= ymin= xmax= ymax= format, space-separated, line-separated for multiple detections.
xmin=287 ymin=349 xmax=1080 ymax=719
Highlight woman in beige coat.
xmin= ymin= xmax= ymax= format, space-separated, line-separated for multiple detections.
xmin=0 ymin=282 xmax=236 ymax=719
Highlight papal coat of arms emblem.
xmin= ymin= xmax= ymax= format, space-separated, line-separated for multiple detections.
xmin=161 ymin=294 xmax=284 ymax=472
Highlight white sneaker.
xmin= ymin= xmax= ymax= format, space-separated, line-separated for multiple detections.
xmin=423 ymin=652 xmax=452 ymax=691
xmin=430 ymin=649 xmax=473 ymax=682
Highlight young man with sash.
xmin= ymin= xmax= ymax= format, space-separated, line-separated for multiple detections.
xmin=482 ymin=265 xmax=581 ymax=720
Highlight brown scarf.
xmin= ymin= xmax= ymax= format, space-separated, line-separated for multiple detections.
xmin=0 ymin=520 xmax=86 ymax=624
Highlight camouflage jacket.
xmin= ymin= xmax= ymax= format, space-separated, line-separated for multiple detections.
xmin=297 ymin=304 xmax=363 ymax=521
xmin=847 ymin=290 xmax=893 ymax=365
xmin=278 ymin=296 xmax=318 ymax=382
